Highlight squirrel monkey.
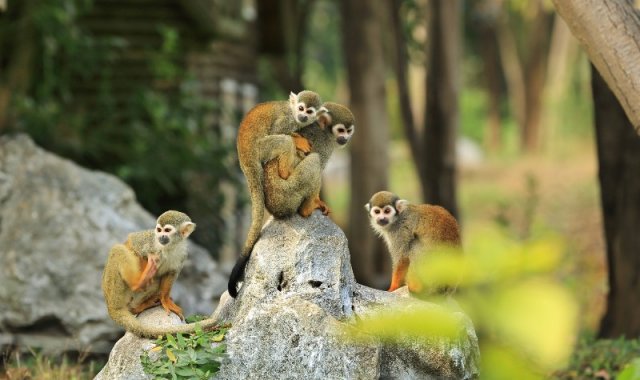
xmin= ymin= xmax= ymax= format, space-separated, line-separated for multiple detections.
xmin=229 ymin=90 xmax=327 ymax=298
xmin=264 ymin=102 xmax=355 ymax=219
xmin=101 ymin=210 xmax=218 ymax=338
xmin=365 ymin=191 xmax=461 ymax=293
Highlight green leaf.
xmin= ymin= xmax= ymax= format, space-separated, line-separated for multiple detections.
xmin=174 ymin=366 xmax=196 ymax=377
xmin=166 ymin=348 xmax=177 ymax=363
xmin=618 ymin=358 xmax=640 ymax=380
xmin=176 ymin=333 xmax=185 ymax=347
xmin=166 ymin=334 xmax=177 ymax=348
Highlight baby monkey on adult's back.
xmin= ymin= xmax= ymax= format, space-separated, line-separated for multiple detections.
xmin=101 ymin=210 xmax=218 ymax=338
xmin=365 ymin=191 xmax=461 ymax=293
xmin=264 ymin=102 xmax=355 ymax=218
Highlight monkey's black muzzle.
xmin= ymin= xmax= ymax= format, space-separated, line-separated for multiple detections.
xmin=337 ymin=137 xmax=348 ymax=145
xmin=377 ymin=218 xmax=389 ymax=226
xmin=159 ymin=236 xmax=170 ymax=245
xmin=298 ymin=115 xmax=308 ymax=123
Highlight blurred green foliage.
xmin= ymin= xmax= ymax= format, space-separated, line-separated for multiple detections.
xmin=618 ymin=358 xmax=640 ymax=380
xmin=303 ymin=0 xmax=344 ymax=101
xmin=554 ymin=336 xmax=640 ymax=379
xmin=349 ymin=228 xmax=579 ymax=379
xmin=2 ymin=0 xmax=237 ymax=252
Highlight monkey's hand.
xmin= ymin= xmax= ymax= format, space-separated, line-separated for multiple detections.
xmin=292 ymin=133 xmax=312 ymax=155
xmin=130 ymin=254 xmax=159 ymax=292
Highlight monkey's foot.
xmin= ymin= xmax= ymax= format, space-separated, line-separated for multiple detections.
xmin=387 ymin=285 xmax=400 ymax=292
xmin=315 ymin=198 xmax=331 ymax=216
xmin=161 ymin=297 xmax=184 ymax=320
xmin=298 ymin=198 xmax=316 ymax=218
xmin=292 ymin=133 xmax=312 ymax=155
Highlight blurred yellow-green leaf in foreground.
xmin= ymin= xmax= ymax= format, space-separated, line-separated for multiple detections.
xmin=349 ymin=227 xmax=578 ymax=379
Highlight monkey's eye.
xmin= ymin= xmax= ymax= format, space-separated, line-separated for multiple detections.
xmin=298 ymin=105 xmax=304 ymax=111
xmin=338 ymin=128 xmax=345 ymax=133
xmin=306 ymin=109 xmax=313 ymax=115
xmin=156 ymin=227 xmax=162 ymax=232
xmin=383 ymin=207 xmax=392 ymax=214
xmin=164 ymin=227 xmax=172 ymax=233
xmin=374 ymin=209 xmax=381 ymax=215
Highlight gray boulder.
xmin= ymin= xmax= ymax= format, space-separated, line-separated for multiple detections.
xmin=213 ymin=212 xmax=480 ymax=379
xmin=0 ymin=134 xmax=226 ymax=353
xmin=94 ymin=307 xmax=176 ymax=380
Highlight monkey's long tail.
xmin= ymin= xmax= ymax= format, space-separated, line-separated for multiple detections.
xmin=112 ymin=310 xmax=219 ymax=339
xmin=228 ymin=163 xmax=265 ymax=298
xmin=228 ymin=253 xmax=250 ymax=298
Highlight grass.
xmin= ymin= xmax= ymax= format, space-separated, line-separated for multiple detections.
xmin=1 ymin=349 xmax=103 ymax=380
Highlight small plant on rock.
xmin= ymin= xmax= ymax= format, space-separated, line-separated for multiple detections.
xmin=140 ymin=318 xmax=229 ymax=380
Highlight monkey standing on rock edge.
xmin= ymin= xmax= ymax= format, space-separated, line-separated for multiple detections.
xmin=102 ymin=210 xmax=219 ymax=338
xmin=365 ymin=191 xmax=461 ymax=293
xmin=228 ymin=90 xmax=328 ymax=298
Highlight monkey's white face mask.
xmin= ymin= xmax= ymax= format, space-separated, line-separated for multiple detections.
xmin=289 ymin=92 xmax=327 ymax=127
xmin=155 ymin=224 xmax=176 ymax=247
xmin=366 ymin=204 xmax=398 ymax=228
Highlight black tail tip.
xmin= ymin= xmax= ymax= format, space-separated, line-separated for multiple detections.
xmin=228 ymin=255 xmax=250 ymax=298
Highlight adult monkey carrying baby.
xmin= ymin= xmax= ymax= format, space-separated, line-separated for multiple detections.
xmin=228 ymin=90 xmax=328 ymax=298
xmin=228 ymin=91 xmax=356 ymax=298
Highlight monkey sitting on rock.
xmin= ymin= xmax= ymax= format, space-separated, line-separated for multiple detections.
xmin=102 ymin=210 xmax=218 ymax=338
xmin=365 ymin=191 xmax=461 ymax=293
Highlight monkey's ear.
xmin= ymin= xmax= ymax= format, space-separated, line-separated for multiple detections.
xmin=317 ymin=106 xmax=329 ymax=116
xmin=289 ymin=92 xmax=297 ymax=105
xmin=180 ymin=222 xmax=196 ymax=238
xmin=318 ymin=113 xmax=332 ymax=129
xmin=395 ymin=200 xmax=409 ymax=213
xmin=364 ymin=203 xmax=371 ymax=213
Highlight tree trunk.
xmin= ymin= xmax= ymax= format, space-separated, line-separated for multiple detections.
xmin=474 ymin=2 xmax=503 ymax=152
xmin=256 ymin=0 xmax=313 ymax=93
xmin=423 ymin=0 xmax=460 ymax=218
xmin=342 ymin=0 xmax=390 ymax=287
xmin=389 ymin=0 xmax=426 ymax=178
xmin=546 ymin=14 xmax=577 ymax=101
xmin=522 ymin=3 xmax=553 ymax=152
xmin=553 ymin=0 xmax=640 ymax=134
xmin=496 ymin=10 xmax=526 ymax=133
xmin=592 ymin=65 xmax=640 ymax=338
